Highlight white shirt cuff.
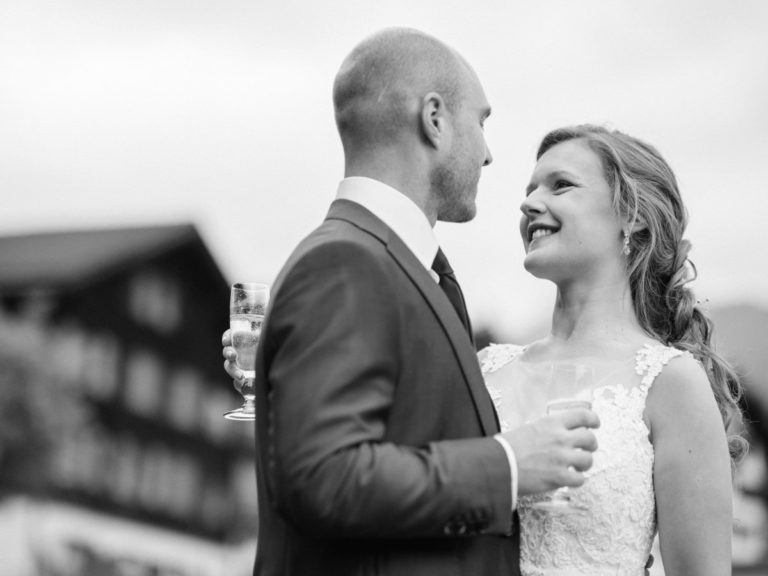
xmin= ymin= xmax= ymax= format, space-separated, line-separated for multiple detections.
xmin=494 ymin=435 xmax=518 ymax=511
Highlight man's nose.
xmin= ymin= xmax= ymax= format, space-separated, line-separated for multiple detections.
xmin=483 ymin=144 xmax=493 ymax=167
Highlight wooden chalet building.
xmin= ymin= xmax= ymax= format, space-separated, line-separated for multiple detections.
xmin=0 ymin=224 xmax=257 ymax=576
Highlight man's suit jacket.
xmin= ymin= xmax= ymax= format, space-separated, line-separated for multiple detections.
xmin=252 ymin=199 xmax=519 ymax=576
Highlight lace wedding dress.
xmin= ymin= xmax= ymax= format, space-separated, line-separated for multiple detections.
xmin=482 ymin=343 xmax=690 ymax=576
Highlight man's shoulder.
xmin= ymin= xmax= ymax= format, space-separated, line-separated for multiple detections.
xmin=274 ymin=217 xmax=391 ymax=284
xmin=296 ymin=215 xmax=388 ymax=259
xmin=268 ymin=215 xmax=409 ymax=318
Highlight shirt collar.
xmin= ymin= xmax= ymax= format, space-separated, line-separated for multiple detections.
xmin=335 ymin=177 xmax=439 ymax=276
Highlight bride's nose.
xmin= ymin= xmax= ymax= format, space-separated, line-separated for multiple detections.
xmin=520 ymin=191 xmax=546 ymax=218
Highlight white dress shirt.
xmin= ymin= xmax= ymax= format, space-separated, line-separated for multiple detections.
xmin=335 ymin=176 xmax=518 ymax=510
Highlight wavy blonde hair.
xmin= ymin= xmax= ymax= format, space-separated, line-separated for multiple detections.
xmin=537 ymin=124 xmax=747 ymax=468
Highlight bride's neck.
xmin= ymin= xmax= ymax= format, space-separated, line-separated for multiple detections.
xmin=549 ymin=278 xmax=644 ymax=347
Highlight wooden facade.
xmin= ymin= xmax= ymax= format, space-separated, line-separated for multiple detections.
xmin=0 ymin=225 xmax=256 ymax=575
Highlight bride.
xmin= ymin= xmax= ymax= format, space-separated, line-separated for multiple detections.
xmin=482 ymin=125 xmax=746 ymax=575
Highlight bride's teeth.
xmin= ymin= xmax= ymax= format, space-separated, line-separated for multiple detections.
xmin=531 ymin=229 xmax=553 ymax=240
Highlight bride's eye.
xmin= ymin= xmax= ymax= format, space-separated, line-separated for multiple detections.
xmin=553 ymin=179 xmax=574 ymax=192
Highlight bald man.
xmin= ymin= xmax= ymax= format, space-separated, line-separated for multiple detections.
xmin=224 ymin=27 xmax=599 ymax=576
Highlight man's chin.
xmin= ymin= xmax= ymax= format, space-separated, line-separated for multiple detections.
xmin=438 ymin=202 xmax=477 ymax=224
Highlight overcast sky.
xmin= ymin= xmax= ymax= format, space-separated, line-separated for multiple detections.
xmin=1 ymin=0 xmax=766 ymax=340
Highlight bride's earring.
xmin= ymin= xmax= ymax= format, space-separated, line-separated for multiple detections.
xmin=622 ymin=230 xmax=631 ymax=256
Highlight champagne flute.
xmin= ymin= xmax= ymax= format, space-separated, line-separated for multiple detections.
xmin=531 ymin=363 xmax=595 ymax=513
xmin=224 ymin=282 xmax=269 ymax=421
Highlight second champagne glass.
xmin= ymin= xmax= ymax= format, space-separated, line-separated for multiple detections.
xmin=531 ymin=363 xmax=595 ymax=513
xmin=224 ymin=282 xmax=269 ymax=421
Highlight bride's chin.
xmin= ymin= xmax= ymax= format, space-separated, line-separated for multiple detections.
xmin=523 ymin=251 xmax=542 ymax=270
xmin=523 ymin=255 xmax=555 ymax=280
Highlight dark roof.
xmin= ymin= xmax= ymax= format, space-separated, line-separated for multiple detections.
xmin=0 ymin=224 xmax=206 ymax=292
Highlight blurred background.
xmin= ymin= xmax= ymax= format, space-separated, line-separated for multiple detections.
xmin=0 ymin=0 xmax=766 ymax=574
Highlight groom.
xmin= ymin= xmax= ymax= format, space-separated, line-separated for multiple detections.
xmin=224 ymin=28 xmax=599 ymax=576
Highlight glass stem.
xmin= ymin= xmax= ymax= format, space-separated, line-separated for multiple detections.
xmin=242 ymin=395 xmax=256 ymax=414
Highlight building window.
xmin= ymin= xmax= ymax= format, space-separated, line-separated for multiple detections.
xmin=124 ymin=349 xmax=163 ymax=417
xmin=128 ymin=272 xmax=181 ymax=335
xmin=165 ymin=367 xmax=202 ymax=432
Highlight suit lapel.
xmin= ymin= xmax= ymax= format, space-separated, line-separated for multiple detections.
xmin=326 ymin=200 xmax=499 ymax=436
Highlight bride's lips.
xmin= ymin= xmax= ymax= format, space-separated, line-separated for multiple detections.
xmin=526 ymin=222 xmax=559 ymax=244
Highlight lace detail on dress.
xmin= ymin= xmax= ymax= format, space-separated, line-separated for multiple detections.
xmin=480 ymin=344 xmax=525 ymax=435
xmin=635 ymin=343 xmax=692 ymax=394
xmin=487 ymin=343 xmax=689 ymax=576
xmin=480 ymin=343 xmax=526 ymax=375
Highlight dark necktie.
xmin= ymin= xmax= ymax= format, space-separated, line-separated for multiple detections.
xmin=432 ymin=248 xmax=473 ymax=341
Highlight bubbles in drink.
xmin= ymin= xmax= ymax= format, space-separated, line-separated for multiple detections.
xmin=230 ymin=313 xmax=263 ymax=377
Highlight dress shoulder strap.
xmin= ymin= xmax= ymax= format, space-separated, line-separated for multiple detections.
xmin=479 ymin=343 xmax=526 ymax=375
xmin=635 ymin=343 xmax=693 ymax=397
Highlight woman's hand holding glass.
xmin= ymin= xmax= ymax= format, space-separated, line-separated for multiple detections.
xmin=501 ymin=403 xmax=599 ymax=497
xmin=531 ymin=363 xmax=597 ymax=512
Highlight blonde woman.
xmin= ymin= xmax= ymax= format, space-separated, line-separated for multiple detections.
xmin=483 ymin=125 xmax=746 ymax=576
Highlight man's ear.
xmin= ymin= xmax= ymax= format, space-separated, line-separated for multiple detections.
xmin=420 ymin=92 xmax=447 ymax=149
